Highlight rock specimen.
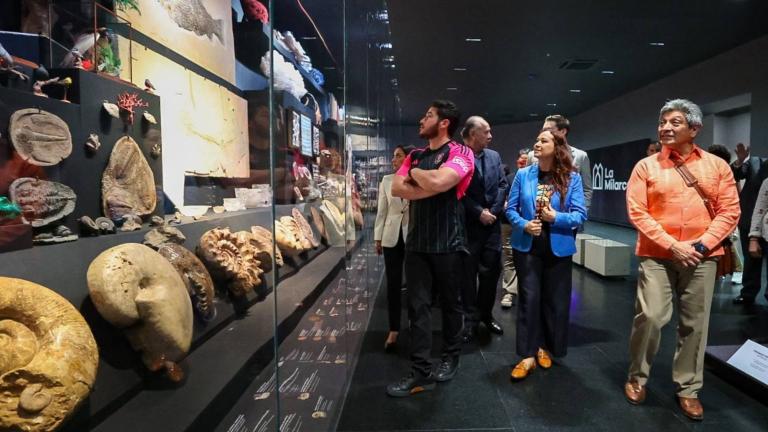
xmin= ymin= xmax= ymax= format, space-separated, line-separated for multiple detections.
xmin=32 ymin=225 xmax=78 ymax=245
xmin=87 ymin=243 xmax=192 ymax=382
xmin=9 ymin=177 xmax=76 ymax=227
xmin=143 ymin=226 xmax=186 ymax=250
xmin=250 ymin=225 xmax=284 ymax=267
xmin=85 ymin=133 xmax=101 ymax=152
xmin=120 ymin=213 xmax=142 ymax=232
xmin=293 ymin=208 xmax=319 ymax=248
xmin=94 ymin=217 xmax=116 ymax=234
xmin=156 ymin=243 xmax=216 ymax=321
xmin=79 ymin=216 xmax=100 ymax=236
xmin=9 ymin=108 xmax=72 ymax=166
xmin=310 ymin=206 xmax=326 ymax=241
xmin=197 ymin=227 xmax=264 ymax=297
xmin=102 ymin=136 xmax=157 ymax=221
xmin=274 ymin=218 xmax=305 ymax=256
xmin=0 ymin=277 xmax=98 ymax=432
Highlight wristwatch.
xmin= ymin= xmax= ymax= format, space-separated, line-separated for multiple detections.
xmin=692 ymin=242 xmax=709 ymax=255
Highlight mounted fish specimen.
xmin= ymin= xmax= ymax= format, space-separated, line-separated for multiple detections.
xmin=9 ymin=108 xmax=73 ymax=166
xmin=9 ymin=178 xmax=76 ymax=227
xmin=102 ymin=136 xmax=157 ymax=221
xmin=293 ymin=208 xmax=319 ymax=248
xmin=197 ymin=227 xmax=264 ymax=297
xmin=85 ymin=133 xmax=101 ymax=152
xmin=0 ymin=277 xmax=98 ymax=432
xmin=156 ymin=0 xmax=224 ymax=43
xmin=157 ymin=243 xmax=216 ymax=321
xmin=250 ymin=225 xmax=283 ymax=267
xmin=87 ymin=243 xmax=193 ymax=382
xmin=143 ymin=225 xmax=186 ymax=250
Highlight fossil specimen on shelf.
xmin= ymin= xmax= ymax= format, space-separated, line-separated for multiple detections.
xmin=250 ymin=225 xmax=284 ymax=267
xmin=102 ymin=136 xmax=157 ymax=221
xmin=8 ymin=177 xmax=76 ymax=227
xmin=156 ymin=0 xmax=224 ymax=43
xmin=95 ymin=216 xmax=116 ymax=234
xmin=293 ymin=208 xmax=319 ymax=248
xmin=85 ymin=133 xmax=101 ymax=152
xmin=197 ymin=227 xmax=265 ymax=297
xmin=120 ymin=213 xmax=142 ymax=232
xmin=274 ymin=218 xmax=306 ymax=256
xmin=9 ymin=108 xmax=72 ymax=166
xmin=157 ymin=242 xmax=216 ymax=321
xmin=310 ymin=206 xmax=326 ymax=241
xmin=143 ymin=225 xmax=186 ymax=249
xmin=87 ymin=243 xmax=192 ymax=382
xmin=0 ymin=277 xmax=98 ymax=432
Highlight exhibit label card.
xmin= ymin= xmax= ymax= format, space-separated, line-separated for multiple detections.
xmin=726 ymin=339 xmax=768 ymax=385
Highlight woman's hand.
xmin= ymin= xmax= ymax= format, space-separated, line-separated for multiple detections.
xmin=375 ymin=240 xmax=383 ymax=255
xmin=540 ymin=205 xmax=556 ymax=223
xmin=749 ymin=237 xmax=762 ymax=258
xmin=525 ymin=219 xmax=542 ymax=236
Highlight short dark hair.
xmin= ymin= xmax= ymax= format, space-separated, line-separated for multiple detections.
xmin=431 ymin=100 xmax=461 ymax=137
xmin=395 ymin=144 xmax=416 ymax=156
xmin=544 ymin=114 xmax=570 ymax=132
xmin=707 ymin=144 xmax=731 ymax=164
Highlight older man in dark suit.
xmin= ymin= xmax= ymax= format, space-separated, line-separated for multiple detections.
xmin=461 ymin=116 xmax=508 ymax=339
xmin=732 ymin=142 xmax=768 ymax=305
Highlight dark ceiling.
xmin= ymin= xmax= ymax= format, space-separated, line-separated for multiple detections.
xmin=387 ymin=0 xmax=768 ymax=125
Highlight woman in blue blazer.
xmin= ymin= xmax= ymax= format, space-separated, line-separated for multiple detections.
xmin=505 ymin=128 xmax=587 ymax=380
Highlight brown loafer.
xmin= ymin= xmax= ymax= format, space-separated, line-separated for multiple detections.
xmin=677 ymin=396 xmax=703 ymax=421
xmin=510 ymin=360 xmax=536 ymax=381
xmin=536 ymin=349 xmax=552 ymax=369
xmin=624 ymin=380 xmax=646 ymax=405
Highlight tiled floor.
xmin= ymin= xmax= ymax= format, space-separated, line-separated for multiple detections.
xmin=337 ymin=223 xmax=768 ymax=431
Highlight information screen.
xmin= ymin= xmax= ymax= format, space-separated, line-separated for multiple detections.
xmin=300 ymin=114 xmax=312 ymax=157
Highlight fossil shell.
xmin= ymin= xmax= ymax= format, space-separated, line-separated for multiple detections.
xmin=94 ymin=216 xmax=116 ymax=234
xmin=102 ymin=136 xmax=157 ymax=221
xmin=250 ymin=225 xmax=284 ymax=267
xmin=149 ymin=215 xmax=165 ymax=226
xmin=280 ymin=216 xmax=311 ymax=250
xmin=85 ymin=133 xmax=100 ymax=152
xmin=236 ymin=230 xmax=273 ymax=274
xmin=102 ymin=101 xmax=120 ymax=118
xmin=310 ymin=206 xmax=326 ymax=241
xmin=274 ymin=219 xmax=305 ymax=256
xmin=87 ymin=243 xmax=192 ymax=380
xmin=143 ymin=226 xmax=186 ymax=250
xmin=197 ymin=228 xmax=263 ymax=297
xmin=9 ymin=177 xmax=76 ymax=227
xmin=293 ymin=208 xmax=319 ymax=248
xmin=79 ymin=216 xmax=100 ymax=236
xmin=120 ymin=213 xmax=142 ymax=232
xmin=322 ymin=199 xmax=344 ymax=227
xmin=9 ymin=108 xmax=73 ymax=166
xmin=143 ymin=112 xmax=157 ymax=124
xmin=0 ymin=277 xmax=98 ymax=432
xmin=156 ymin=243 xmax=216 ymax=321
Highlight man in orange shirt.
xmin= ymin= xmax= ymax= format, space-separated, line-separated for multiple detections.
xmin=623 ymin=99 xmax=740 ymax=421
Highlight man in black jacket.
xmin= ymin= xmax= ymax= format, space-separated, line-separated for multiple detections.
xmin=461 ymin=116 xmax=508 ymax=339
xmin=732 ymin=142 xmax=768 ymax=305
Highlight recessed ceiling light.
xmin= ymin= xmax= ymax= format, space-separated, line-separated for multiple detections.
xmin=465 ymin=38 xmax=482 ymax=42
xmin=569 ymin=89 xmax=582 ymax=93
xmin=601 ymin=70 xmax=615 ymax=75
xmin=649 ymin=42 xmax=665 ymax=47
xmin=453 ymin=67 xmax=467 ymax=71
xmin=446 ymin=87 xmax=458 ymax=91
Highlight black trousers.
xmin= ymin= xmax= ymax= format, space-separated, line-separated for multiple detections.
xmin=461 ymin=248 xmax=502 ymax=325
xmin=739 ymin=226 xmax=768 ymax=301
xmin=382 ymin=230 xmax=406 ymax=331
xmin=513 ymin=248 xmax=572 ymax=358
xmin=405 ymin=251 xmax=464 ymax=377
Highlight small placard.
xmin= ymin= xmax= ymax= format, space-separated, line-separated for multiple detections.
xmin=726 ymin=339 xmax=768 ymax=386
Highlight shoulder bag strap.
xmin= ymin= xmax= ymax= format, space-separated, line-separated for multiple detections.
xmin=672 ymin=159 xmax=716 ymax=220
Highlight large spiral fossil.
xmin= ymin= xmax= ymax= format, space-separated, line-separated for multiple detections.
xmin=156 ymin=243 xmax=216 ymax=322
xmin=275 ymin=218 xmax=306 ymax=256
xmin=87 ymin=243 xmax=192 ymax=382
xmin=0 ymin=277 xmax=98 ymax=432
xmin=250 ymin=225 xmax=284 ymax=267
xmin=197 ymin=228 xmax=265 ymax=298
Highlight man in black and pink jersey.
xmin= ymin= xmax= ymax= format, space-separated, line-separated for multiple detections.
xmin=386 ymin=100 xmax=474 ymax=397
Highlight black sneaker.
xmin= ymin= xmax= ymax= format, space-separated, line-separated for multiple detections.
xmin=435 ymin=356 xmax=460 ymax=382
xmin=386 ymin=372 xmax=436 ymax=397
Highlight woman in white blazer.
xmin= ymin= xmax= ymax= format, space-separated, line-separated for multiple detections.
xmin=374 ymin=145 xmax=411 ymax=351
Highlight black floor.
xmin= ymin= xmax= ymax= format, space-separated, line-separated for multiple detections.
xmin=337 ymin=223 xmax=768 ymax=432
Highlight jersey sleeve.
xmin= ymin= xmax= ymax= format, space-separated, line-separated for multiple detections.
xmin=442 ymin=144 xmax=474 ymax=179
xmin=395 ymin=153 xmax=413 ymax=177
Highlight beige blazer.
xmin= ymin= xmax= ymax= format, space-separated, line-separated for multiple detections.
xmin=374 ymin=174 xmax=409 ymax=247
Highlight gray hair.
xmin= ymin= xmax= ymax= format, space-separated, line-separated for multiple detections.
xmin=460 ymin=116 xmax=488 ymax=139
xmin=519 ymin=148 xmax=530 ymax=156
xmin=659 ymin=99 xmax=703 ymax=128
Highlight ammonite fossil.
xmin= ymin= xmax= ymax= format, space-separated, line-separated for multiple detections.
xmin=94 ymin=216 xmax=116 ymax=234
xmin=292 ymin=208 xmax=319 ymax=248
xmin=79 ymin=216 xmax=100 ymax=236
xmin=250 ymin=225 xmax=284 ymax=267
xmin=9 ymin=108 xmax=72 ymax=166
xmin=236 ymin=230 xmax=273 ymax=274
xmin=0 ymin=277 xmax=98 ymax=432
xmin=197 ymin=227 xmax=264 ymax=297
xmin=87 ymin=243 xmax=193 ymax=382
xmin=156 ymin=243 xmax=216 ymax=321
xmin=143 ymin=226 xmax=186 ymax=250
xmin=9 ymin=177 xmax=76 ymax=227
xmin=310 ymin=206 xmax=326 ymax=241
xmin=274 ymin=219 xmax=305 ymax=256
xmin=102 ymin=136 xmax=157 ymax=221
xmin=280 ymin=216 xmax=311 ymax=250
